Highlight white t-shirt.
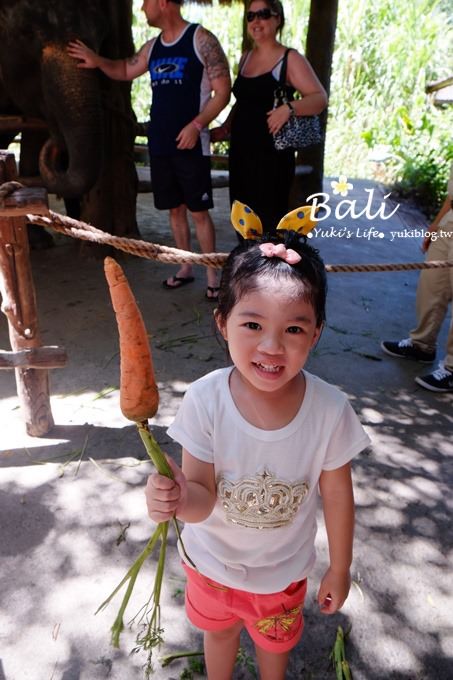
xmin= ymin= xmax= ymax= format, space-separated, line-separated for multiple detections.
xmin=168 ymin=367 xmax=371 ymax=593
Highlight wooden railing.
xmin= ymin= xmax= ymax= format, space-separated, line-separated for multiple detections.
xmin=0 ymin=151 xmax=67 ymax=436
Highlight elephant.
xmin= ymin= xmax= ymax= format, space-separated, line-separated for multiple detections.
xmin=0 ymin=0 xmax=139 ymax=238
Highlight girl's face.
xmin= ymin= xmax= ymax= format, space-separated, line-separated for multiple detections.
xmin=216 ymin=278 xmax=321 ymax=396
xmin=246 ymin=1 xmax=280 ymax=43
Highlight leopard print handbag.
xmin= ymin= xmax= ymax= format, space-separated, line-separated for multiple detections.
xmin=273 ymin=50 xmax=322 ymax=152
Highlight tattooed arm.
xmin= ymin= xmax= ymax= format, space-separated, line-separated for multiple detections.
xmin=196 ymin=27 xmax=231 ymax=123
xmin=176 ymin=26 xmax=231 ymax=149
xmin=67 ymin=39 xmax=153 ymax=81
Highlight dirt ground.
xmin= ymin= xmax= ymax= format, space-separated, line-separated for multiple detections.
xmin=1 ymin=182 xmax=452 ymax=680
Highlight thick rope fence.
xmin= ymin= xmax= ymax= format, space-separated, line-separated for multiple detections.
xmin=1 ymin=181 xmax=452 ymax=273
xmin=28 ymin=211 xmax=453 ymax=274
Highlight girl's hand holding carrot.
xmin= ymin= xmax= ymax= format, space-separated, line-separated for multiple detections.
xmin=145 ymin=457 xmax=188 ymax=523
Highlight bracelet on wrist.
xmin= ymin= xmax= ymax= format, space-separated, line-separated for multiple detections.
xmin=192 ymin=120 xmax=203 ymax=132
xmin=286 ymin=102 xmax=295 ymax=115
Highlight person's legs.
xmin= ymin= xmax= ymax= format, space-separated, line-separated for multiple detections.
xmin=441 ymin=235 xmax=453 ymax=371
xmin=190 ymin=209 xmax=219 ymax=292
xmin=174 ymin=153 xmax=218 ymax=294
xmin=203 ymin=621 xmax=243 ymax=680
xmin=381 ymin=235 xmax=451 ymax=362
xmin=445 ymin=309 xmax=453 ymax=371
xmin=183 ymin=565 xmax=243 ymax=678
xmin=165 ymin=204 xmax=194 ymax=284
xmin=410 ymin=235 xmax=451 ymax=352
xmin=150 ymin=155 xmax=194 ymax=287
xmin=414 ymin=234 xmax=453 ymax=391
xmin=255 ymin=646 xmax=290 ymax=680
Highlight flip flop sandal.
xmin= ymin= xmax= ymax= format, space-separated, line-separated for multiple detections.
xmin=205 ymin=286 xmax=220 ymax=300
xmin=162 ymin=276 xmax=195 ymax=289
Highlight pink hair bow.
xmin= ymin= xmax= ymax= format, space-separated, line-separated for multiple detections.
xmin=259 ymin=242 xmax=302 ymax=265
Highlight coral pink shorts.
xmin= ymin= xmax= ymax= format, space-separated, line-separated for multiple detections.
xmin=182 ymin=563 xmax=307 ymax=653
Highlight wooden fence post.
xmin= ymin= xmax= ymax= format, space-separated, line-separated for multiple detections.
xmin=0 ymin=150 xmax=66 ymax=436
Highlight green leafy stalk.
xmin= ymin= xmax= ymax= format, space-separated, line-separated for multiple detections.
xmin=342 ymin=660 xmax=353 ymax=680
xmin=330 ymin=626 xmax=352 ymax=680
xmin=96 ymin=523 xmax=165 ymax=647
xmin=136 ymin=522 xmax=168 ymax=644
xmin=97 ymin=419 xmax=195 ymax=675
xmin=138 ymin=423 xmax=173 ymax=477
xmin=133 ymin=522 xmax=170 ymax=678
xmin=159 ymin=651 xmax=204 ymax=668
xmin=138 ymin=423 xmax=196 ymax=570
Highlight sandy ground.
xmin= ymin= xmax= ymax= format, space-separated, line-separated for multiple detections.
xmin=1 ymin=181 xmax=452 ymax=680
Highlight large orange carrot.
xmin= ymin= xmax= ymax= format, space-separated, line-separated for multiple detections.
xmin=104 ymin=257 xmax=158 ymax=423
xmin=101 ymin=257 xmax=193 ymax=671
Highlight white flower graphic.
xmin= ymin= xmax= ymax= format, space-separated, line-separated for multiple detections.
xmin=331 ymin=175 xmax=353 ymax=197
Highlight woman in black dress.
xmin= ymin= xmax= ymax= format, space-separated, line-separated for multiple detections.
xmin=213 ymin=0 xmax=327 ymax=234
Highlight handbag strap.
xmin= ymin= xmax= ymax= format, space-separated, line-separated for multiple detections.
xmin=238 ymin=50 xmax=250 ymax=75
xmin=279 ymin=48 xmax=292 ymax=86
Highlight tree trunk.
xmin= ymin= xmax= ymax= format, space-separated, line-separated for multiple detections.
xmin=290 ymin=0 xmax=339 ymax=206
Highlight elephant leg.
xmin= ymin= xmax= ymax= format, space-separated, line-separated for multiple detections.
xmin=20 ymin=129 xmax=48 ymax=177
xmin=81 ymin=83 xmax=139 ymax=240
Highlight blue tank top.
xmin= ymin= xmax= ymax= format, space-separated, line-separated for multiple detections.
xmin=148 ymin=23 xmax=204 ymax=155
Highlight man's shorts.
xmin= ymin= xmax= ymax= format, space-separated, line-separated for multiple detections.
xmin=150 ymin=153 xmax=213 ymax=213
xmin=182 ymin=563 xmax=307 ymax=653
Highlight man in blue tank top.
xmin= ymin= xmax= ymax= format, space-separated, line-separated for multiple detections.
xmin=68 ymin=0 xmax=230 ymax=299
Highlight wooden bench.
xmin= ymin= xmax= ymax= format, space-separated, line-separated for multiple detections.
xmin=136 ymin=161 xmax=313 ymax=193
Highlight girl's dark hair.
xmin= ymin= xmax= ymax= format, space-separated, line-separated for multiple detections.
xmin=247 ymin=0 xmax=285 ymax=34
xmin=217 ymin=232 xmax=327 ymax=327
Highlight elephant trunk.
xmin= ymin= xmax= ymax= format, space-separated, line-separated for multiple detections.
xmin=39 ymin=44 xmax=103 ymax=198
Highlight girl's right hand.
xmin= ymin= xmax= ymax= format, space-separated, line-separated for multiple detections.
xmin=145 ymin=455 xmax=188 ymax=523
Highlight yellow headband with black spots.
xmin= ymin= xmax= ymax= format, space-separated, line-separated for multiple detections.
xmin=231 ymin=201 xmax=318 ymax=240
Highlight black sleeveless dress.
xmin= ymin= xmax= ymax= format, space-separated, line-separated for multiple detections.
xmin=229 ymin=59 xmax=295 ymax=234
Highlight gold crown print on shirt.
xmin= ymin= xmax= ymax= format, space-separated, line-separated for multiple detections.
xmin=217 ymin=470 xmax=309 ymax=529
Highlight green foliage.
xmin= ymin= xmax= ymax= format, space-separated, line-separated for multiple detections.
xmin=361 ymin=101 xmax=452 ymax=218
xmin=179 ymin=655 xmax=205 ymax=679
xmin=326 ymin=0 xmax=452 ymax=211
xmin=391 ymin=140 xmax=453 ymax=220
xmin=130 ymin=0 xmax=453 ymax=213
xmin=236 ymin=646 xmax=258 ymax=678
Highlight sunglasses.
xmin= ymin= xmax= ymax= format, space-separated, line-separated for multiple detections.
xmin=246 ymin=8 xmax=278 ymax=22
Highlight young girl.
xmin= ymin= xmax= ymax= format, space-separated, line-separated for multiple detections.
xmin=146 ymin=206 xmax=370 ymax=680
